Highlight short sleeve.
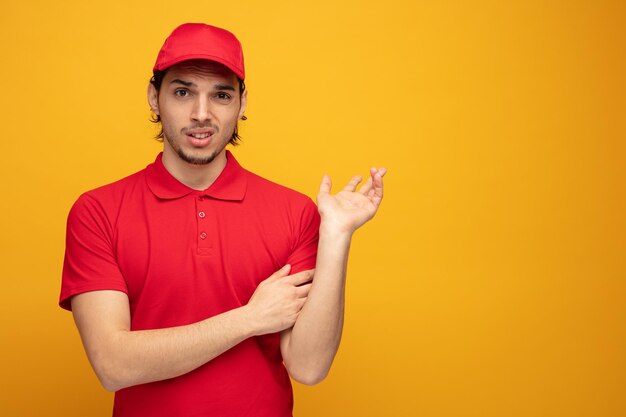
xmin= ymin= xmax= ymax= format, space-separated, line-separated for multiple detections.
xmin=59 ymin=194 xmax=128 ymax=310
xmin=286 ymin=198 xmax=320 ymax=274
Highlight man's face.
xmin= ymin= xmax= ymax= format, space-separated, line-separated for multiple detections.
xmin=148 ymin=60 xmax=247 ymax=165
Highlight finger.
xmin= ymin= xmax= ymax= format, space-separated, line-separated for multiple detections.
xmin=374 ymin=167 xmax=387 ymax=178
xmin=268 ymin=264 xmax=291 ymax=281
xmin=369 ymin=169 xmax=384 ymax=207
xmin=288 ymin=269 xmax=315 ymax=286
xmin=360 ymin=167 xmax=387 ymax=195
xmin=358 ymin=170 xmax=375 ymax=195
xmin=343 ymin=175 xmax=362 ymax=192
xmin=319 ymin=175 xmax=332 ymax=195
xmin=296 ymin=283 xmax=312 ymax=298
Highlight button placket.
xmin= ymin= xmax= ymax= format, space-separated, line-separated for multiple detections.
xmin=196 ymin=196 xmax=211 ymax=255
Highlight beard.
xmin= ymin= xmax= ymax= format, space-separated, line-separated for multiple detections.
xmin=164 ymin=124 xmax=233 ymax=166
xmin=167 ymin=136 xmax=221 ymax=165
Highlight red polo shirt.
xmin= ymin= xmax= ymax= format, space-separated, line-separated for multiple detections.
xmin=60 ymin=151 xmax=320 ymax=417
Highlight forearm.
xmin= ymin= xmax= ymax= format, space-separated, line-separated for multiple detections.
xmin=281 ymin=224 xmax=352 ymax=384
xmin=109 ymin=310 xmax=254 ymax=390
xmin=73 ymin=295 xmax=256 ymax=392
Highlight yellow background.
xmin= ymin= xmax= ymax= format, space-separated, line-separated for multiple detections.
xmin=1 ymin=1 xmax=624 ymax=416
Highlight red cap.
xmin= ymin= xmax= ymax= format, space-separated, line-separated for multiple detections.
xmin=153 ymin=23 xmax=245 ymax=80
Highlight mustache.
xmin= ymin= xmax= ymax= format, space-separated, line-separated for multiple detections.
xmin=181 ymin=124 xmax=219 ymax=133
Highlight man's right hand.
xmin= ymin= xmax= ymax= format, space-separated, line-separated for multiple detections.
xmin=244 ymin=265 xmax=314 ymax=336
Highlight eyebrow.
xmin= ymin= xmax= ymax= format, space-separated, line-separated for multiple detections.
xmin=170 ymin=79 xmax=194 ymax=87
xmin=170 ymin=79 xmax=236 ymax=91
xmin=214 ymin=84 xmax=236 ymax=91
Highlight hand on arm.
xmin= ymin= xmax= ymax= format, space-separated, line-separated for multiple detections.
xmin=72 ymin=265 xmax=313 ymax=392
xmin=281 ymin=168 xmax=386 ymax=385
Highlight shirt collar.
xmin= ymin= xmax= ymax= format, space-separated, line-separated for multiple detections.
xmin=146 ymin=150 xmax=248 ymax=201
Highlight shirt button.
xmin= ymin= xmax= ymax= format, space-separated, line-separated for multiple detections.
xmin=200 ymin=232 xmax=207 ymax=240
xmin=198 ymin=211 xmax=206 ymax=218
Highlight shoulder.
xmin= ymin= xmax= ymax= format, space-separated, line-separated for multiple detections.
xmin=69 ymin=167 xmax=149 ymax=221
xmin=82 ymin=167 xmax=148 ymax=200
xmin=243 ymin=169 xmax=314 ymax=206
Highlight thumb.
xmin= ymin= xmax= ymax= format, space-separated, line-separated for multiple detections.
xmin=319 ymin=175 xmax=332 ymax=195
xmin=268 ymin=264 xmax=291 ymax=281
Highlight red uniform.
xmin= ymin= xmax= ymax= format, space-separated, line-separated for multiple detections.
xmin=60 ymin=151 xmax=320 ymax=416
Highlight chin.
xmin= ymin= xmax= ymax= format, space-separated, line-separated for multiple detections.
xmin=179 ymin=149 xmax=219 ymax=165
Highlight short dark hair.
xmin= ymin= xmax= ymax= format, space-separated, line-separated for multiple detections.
xmin=149 ymin=69 xmax=247 ymax=145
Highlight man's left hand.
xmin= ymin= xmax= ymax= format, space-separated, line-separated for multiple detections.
xmin=317 ymin=167 xmax=386 ymax=234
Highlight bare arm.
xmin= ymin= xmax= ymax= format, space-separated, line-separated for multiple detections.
xmin=72 ymin=265 xmax=313 ymax=392
xmin=280 ymin=168 xmax=386 ymax=385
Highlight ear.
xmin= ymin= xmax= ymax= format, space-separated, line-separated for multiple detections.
xmin=147 ymin=83 xmax=160 ymax=115
xmin=238 ymin=88 xmax=247 ymax=119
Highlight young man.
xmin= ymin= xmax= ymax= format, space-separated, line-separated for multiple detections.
xmin=60 ymin=23 xmax=385 ymax=417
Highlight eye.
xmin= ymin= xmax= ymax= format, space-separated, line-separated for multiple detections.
xmin=215 ymin=92 xmax=232 ymax=101
xmin=174 ymin=89 xmax=189 ymax=97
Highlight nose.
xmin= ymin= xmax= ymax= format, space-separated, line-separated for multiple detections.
xmin=191 ymin=97 xmax=212 ymax=123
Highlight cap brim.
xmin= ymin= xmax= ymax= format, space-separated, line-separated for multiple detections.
xmin=153 ymin=54 xmax=245 ymax=80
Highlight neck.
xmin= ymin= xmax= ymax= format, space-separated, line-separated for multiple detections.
xmin=161 ymin=148 xmax=228 ymax=190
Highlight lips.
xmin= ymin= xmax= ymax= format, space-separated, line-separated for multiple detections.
xmin=185 ymin=128 xmax=215 ymax=147
xmin=190 ymin=133 xmax=210 ymax=139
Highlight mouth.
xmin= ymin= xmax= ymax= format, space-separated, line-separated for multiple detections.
xmin=189 ymin=132 xmax=211 ymax=139
xmin=185 ymin=128 xmax=215 ymax=147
